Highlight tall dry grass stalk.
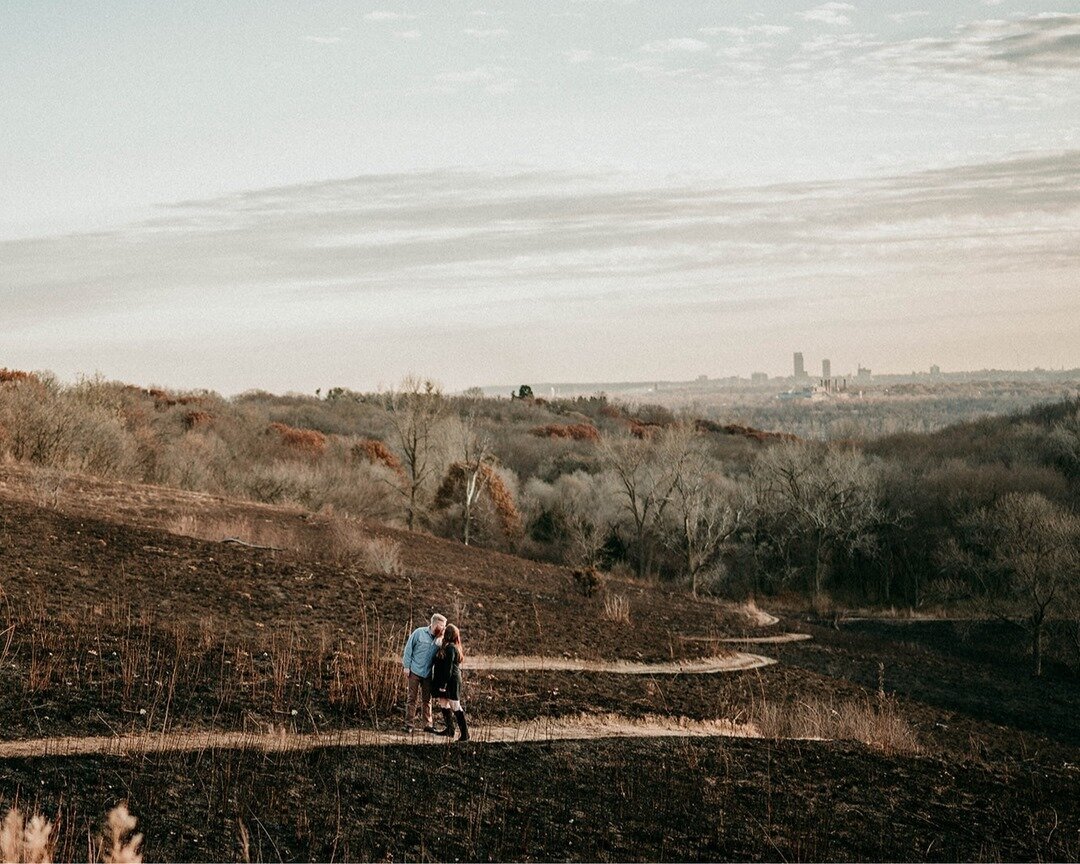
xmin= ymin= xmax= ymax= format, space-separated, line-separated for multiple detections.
xmin=328 ymin=605 xmax=404 ymax=720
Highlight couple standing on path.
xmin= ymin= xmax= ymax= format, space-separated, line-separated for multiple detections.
xmin=402 ymin=613 xmax=470 ymax=741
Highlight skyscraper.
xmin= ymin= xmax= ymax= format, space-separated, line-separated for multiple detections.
xmin=794 ymin=352 xmax=806 ymax=379
xmin=822 ymin=359 xmax=831 ymax=379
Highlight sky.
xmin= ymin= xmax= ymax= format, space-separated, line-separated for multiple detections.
xmin=1 ymin=0 xmax=1078 ymax=392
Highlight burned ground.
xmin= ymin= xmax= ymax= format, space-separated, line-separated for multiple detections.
xmin=0 ymin=468 xmax=1077 ymax=861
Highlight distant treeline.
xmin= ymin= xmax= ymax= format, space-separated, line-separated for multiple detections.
xmin=1 ymin=370 xmax=1077 ymax=674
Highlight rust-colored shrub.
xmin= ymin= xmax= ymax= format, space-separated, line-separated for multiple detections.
xmin=183 ymin=410 xmax=214 ymax=430
xmin=267 ymin=422 xmax=327 ymax=457
xmin=696 ymin=418 xmax=799 ymax=444
xmin=629 ymin=421 xmax=663 ymax=440
xmin=142 ymin=387 xmax=202 ymax=409
xmin=352 ymin=438 xmax=406 ymax=480
xmin=530 ymin=423 xmax=601 ymax=443
xmin=0 ymin=368 xmax=37 ymax=385
xmin=435 ymin=461 xmax=523 ymax=542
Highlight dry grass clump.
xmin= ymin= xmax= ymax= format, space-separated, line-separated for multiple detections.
xmin=267 ymin=422 xmax=327 ymax=457
xmin=0 ymin=808 xmax=55 ymax=863
xmin=358 ymin=537 xmax=404 ymax=577
xmin=602 ymin=593 xmax=631 ymax=623
xmin=754 ymin=694 xmax=919 ymax=754
xmin=167 ymin=513 xmax=296 ymax=550
xmin=529 ymin=423 xmax=601 ymax=443
xmin=102 ymin=804 xmax=142 ymax=864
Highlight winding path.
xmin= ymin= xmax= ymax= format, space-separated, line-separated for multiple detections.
xmin=0 ymin=716 xmax=763 ymax=759
xmin=467 ymin=653 xmax=775 ymax=674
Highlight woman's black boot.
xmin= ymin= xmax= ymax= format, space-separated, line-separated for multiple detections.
xmin=454 ymin=709 xmax=470 ymax=742
xmin=437 ymin=708 xmax=455 ymax=737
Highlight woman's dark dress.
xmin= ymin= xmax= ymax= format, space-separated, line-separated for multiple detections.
xmin=431 ymin=644 xmax=462 ymax=701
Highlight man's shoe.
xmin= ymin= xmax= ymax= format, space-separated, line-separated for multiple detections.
xmin=402 ymin=724 xmax=413 ymax=733
xmin=423 ymin=725 xmax=439 ymax=734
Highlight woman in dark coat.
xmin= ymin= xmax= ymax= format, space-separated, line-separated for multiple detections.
xmin=431 ymin=624 xmax=469 ymax=741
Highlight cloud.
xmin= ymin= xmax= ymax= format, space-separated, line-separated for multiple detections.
xmin=435 ymin=66 xmax=519 ymax=93
xmin=699 ymin=25 xmax=790 ymax=37
xmin=364 ymin=11 xmax=416 ymax=22
xmin=395 ymin=30 xmax=421 ymax=40
xmin=560 ymin=49 xmax=595 ymax=64
xmin=462 ymin=27 xmax=508 ymax=38
xmin=4 ymin=153 xmax=1077 ymax=389
xmin=304 ymin=35 xmax=343 ymax=45
xmin=640 ymin=38 xmax=709 ymax=53
xmin=887 ymin=11 xmax=929 ymax=24
xmin=797 ymin=3 xmax=856 ymax=26
xmin=873 ymin=13 xmax=1080 ymax=73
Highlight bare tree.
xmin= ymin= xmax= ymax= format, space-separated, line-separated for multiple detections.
xmin=600 ymin=423 xmax=695 ymax=579
xmin=953 ymin=492 xmax=1080 ymax=676
xmin=751 ymin=442 xmax=886 ymax=605
xmin=667 ymin=447 xmax=746 ymax=596
xmin=382 ymin=376 xmax=447 ymax=530
xmin=441 ymin=412 xmax=492 ymax=545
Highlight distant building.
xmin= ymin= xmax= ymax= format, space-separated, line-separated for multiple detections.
xmin=751 ymin=371 xmax=769 ymax=384
xmin=930 ymin=364 xmax=941 ymax=377
xmin=697 ymin=374 xmax=709 ymax=382
xmin=822 ymin=358 xmax=831 ymax=379
xmin=794 ymin=352 xmax=807 ymax=379
xmin=857 ymin=365 xmax=872 ymax=381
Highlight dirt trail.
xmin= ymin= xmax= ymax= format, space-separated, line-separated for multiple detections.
xmin=467 ymin=653 xmax=775 ymax=674
xmin=678 ymin=633 xmax=812 ymax=645
xmin=0 ymin=716 xmax=763 ymax=759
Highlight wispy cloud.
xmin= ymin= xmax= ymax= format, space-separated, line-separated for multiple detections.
xmin=699 ymin=25 xmax=791 ymax=37
xmin=872 ymin=13 xmax=1080 ymax=73
xmin=5 ymin=152 xmax=1077 ymax=386
xmin=304 ymin=35 xmax=343 ymax=45
xmin=641 ymin=38 xmax=709 ymax=53
xmin=797 ymin=3 xmax=856 ymax=27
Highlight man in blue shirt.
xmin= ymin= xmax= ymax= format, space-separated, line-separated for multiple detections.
xmin=402 ymin=613 xmax=446 ymax=732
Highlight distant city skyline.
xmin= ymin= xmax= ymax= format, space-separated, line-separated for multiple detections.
xmin=2 ymin=2 xmax=1078 ymax=393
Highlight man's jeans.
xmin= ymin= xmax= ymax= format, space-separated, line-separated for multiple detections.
xmin=406 ymin=672 xmax=432 ymax=726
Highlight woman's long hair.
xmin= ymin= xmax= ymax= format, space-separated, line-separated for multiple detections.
xmin=438 ymin=624 xmax=464 ymax=661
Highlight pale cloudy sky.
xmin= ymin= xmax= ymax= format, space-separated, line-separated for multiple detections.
xmin=1 ymin=1 xmax=1078 ymax=392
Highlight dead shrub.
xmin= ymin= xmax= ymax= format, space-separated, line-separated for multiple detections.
xmin=351 ymin=438 xmax=406 ymax=480
xmin=529 ymin=423 xmax=601 ymax=443
xmin=0 ymin=368 xmax=38 ymax=386
xmin=602 ymin=592 xmax=631 ymax=623
xmin=183 ymin=410 xmax=214 ymax=430
xmin=267 ymin=422 xmax=327 ymax=457
xmin=572 ymin=567 xmax=603 ymax=597
xmin=359 ymin=536 xmax=404 ymax=577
